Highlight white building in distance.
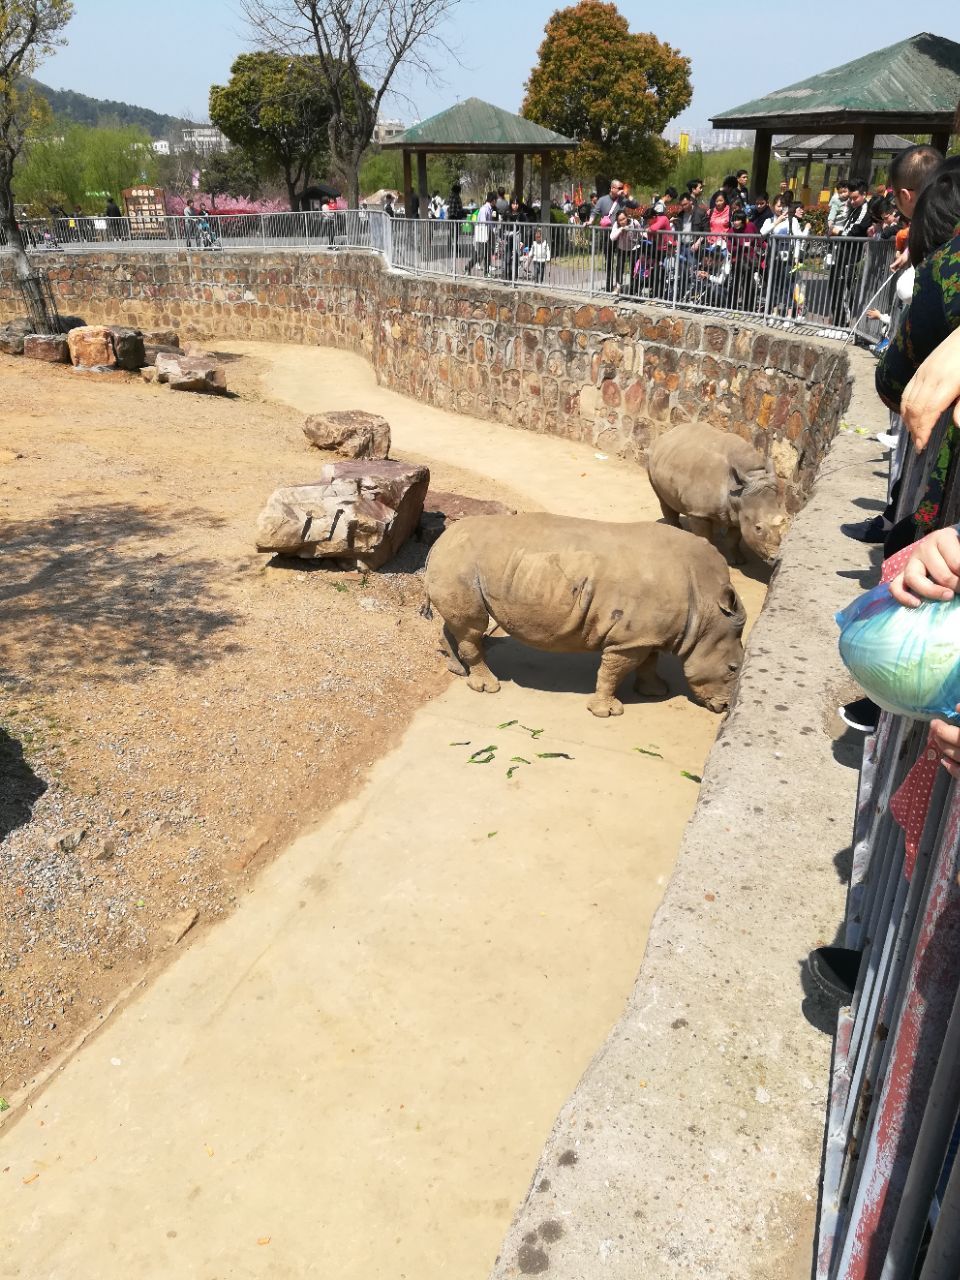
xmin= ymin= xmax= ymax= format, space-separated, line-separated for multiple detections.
xmin=181 ymin=127 xmax=229 ymax=155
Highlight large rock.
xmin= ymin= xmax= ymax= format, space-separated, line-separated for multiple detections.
xmin=109 ymin=326 xmax=146 ymax=371
xmin=67 ymin=325 xmax=116 ymax=368
xmin=256 ymin=460 xmax=430 ymax=569
xmin=23 ymin=333 xmax=70 ymax=363
xmin=143 ymin=343 xmax=182 ymax=366
xmin=140 ymin=328 xmax=179 ymax=348
xmin=0 ymin=326 xmax=25 ymax=355
xmin=155 ymin=352 xmax=227 ymax=395
xmin=303 ymin=410 xmax=391 ymax=459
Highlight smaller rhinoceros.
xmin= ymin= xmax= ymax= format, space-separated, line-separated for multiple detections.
xmin=646 ymin=423 xmax=788 ymax=564
xmin=422 ymin=514 xmax=745 ymax=718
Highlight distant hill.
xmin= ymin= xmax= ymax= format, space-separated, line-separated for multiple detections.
xmin=29 ymin=79 xmax=195 ymax=138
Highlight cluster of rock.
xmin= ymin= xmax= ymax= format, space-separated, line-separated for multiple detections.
xmin=256 ymin=409 xmax=515 ymax=570
xmin=0 ymin=316 xmax=228 ymax=395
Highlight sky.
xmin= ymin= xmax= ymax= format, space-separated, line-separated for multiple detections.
xmin=40 ymin=1 xmax=958 ymax=131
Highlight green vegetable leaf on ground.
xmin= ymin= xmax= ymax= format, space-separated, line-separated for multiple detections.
xmin=681 ymin=770 xmax=703 ymax=783
xmin=469 ymin=745 xmax=497 ymax=764
xmin=634 ymin=747 xmax=663 ymax=758
xmin=497 ymin=720 xmax=518 ymax=729
xmin=510 ymin=756 xmax=532 ymax=765
xmin=537 ymin=752 xmax=573 ymax=760
xmin=450 ymin=740 xmax=471 ymax=747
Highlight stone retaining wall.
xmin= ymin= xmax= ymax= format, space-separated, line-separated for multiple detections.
xmin=0 ymin=250 xmax=852 ymax=506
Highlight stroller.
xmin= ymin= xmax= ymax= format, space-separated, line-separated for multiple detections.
xmin=195 ymin=213 xmax=222 ymax=251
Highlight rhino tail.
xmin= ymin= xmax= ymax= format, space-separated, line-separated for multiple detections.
xmin=418 ymin=592 xmax=434 ymax=620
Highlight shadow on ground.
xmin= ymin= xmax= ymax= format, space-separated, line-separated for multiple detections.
xmin=0 ymin=502 xmax=242 ymax=685
xmin=0 ymin=726 xmax=47 ymax=842
xmin=485 ymin=635 xmax=691 ymax=705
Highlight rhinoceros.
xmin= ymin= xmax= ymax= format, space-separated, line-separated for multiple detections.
xmin=422 ymin=514 xmax=745 ymax=717
xmin=646 ymin=423 xmax=787 ymax=564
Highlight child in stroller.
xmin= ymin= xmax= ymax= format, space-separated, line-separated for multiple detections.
xmin=195 ymin=208 xmax=222 ymax=251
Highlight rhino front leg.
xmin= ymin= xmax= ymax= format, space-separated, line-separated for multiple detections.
xmin=685 ymin=515 xmax=715 ymax=545
xmin=587 ymin=651 xmax=638 ymax=718
xmin=633 ymin=650 xmax=669 ymax=698
xmin=448 ymin=623 xmax=501 ymax=694
xmin=717 ymin=523 xmax=746 ymax=565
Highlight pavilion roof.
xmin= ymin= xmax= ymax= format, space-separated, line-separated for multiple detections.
xmin=775 ymin=132 xmax=914 ymax=158
xmin=382 ymin=98 xmax=578 ymax=153
xmin=712 ymin=33 xmax=960 ymax=131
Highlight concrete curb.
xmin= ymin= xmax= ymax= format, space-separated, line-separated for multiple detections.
xmin=490 ymin=352 xmax=888 ymax=1279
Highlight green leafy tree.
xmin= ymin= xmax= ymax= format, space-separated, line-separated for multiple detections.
xmin=15 ymin=122 xmax=157 ymax=213
xmin=0 ymin=0 xmax=74 ymax=283
xmin=521 ymin=0 xmax=691 ymax=192
xmin=202 ymin=146 xmax=263 ymax=205
xmin=209 ymin=52 xmax=333 ymax=209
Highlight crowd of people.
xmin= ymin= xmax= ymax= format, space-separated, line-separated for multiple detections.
xmin=379 ymin=167 xmax=909 ymax=325
xmin=807 ymin=142 xmax=960 ymax=1004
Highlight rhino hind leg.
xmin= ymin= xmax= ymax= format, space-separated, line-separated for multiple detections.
xmin=656 ymin=496 xmax=682 ymax=527
xmin=587 ymin=651 xmax=639 ymax=718
xmin=440 ymin=623 xmax=468 ymax=676
xmin=633 ymin=651 xmax=669 ymax=698
xmin=451 ymin=624 xmax=500 ymax=694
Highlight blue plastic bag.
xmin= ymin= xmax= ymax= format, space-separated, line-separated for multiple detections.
xmin=836 ymin=583 xmax=960 ymax=722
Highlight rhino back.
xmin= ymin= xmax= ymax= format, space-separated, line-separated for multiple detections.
xmin=429 ymin=515 xmax=715 ymax=654
xmin=648 ymin=424 xmax=765 ymax=521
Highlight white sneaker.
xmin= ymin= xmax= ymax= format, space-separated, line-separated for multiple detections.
xmin=876 ymin=432 xmax=899 ymax=451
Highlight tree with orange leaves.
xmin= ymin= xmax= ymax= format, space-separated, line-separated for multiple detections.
xmin=521 ymin=0 xmax=691 ymax=193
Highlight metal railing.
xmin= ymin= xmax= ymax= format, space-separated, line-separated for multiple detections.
xmin=815 ymin=412 xmax=960 ymax=1279
xmin=2 ymin=209 xmax=899 ymax=338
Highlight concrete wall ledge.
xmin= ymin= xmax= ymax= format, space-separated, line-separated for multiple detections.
xmin=490 ymin=353 xmax=886 ymax=1280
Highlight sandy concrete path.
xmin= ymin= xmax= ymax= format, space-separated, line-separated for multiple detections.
xmin=3 ymin=343 xmax=765 ymax=1279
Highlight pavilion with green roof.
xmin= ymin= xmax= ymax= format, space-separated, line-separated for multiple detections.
xmin=382 ymin=98 xmax=578 ymax=222
xmin=711 ymin=32 xmax=960 ymax=196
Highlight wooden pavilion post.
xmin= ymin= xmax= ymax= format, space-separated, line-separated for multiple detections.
xmin=401 ymin=149 xmax=413 ymax=215
xmin=849 ymin=126 xmax=875 ymax=184
xmin=416 ymin=151 xmax=429 ymax=219
xmin=539 ymin=151 xmax=552 ymax=225
xmin=931 ymin=130 xmax=951 ymax=155
xmin=514 ymin=153 xmax=524 ymax=203
xmin=751 ymin=129 xmax=772 ymax=199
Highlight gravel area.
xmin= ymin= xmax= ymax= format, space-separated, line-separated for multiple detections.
xmin=0 ymin=348 xmax=446 ymax=1095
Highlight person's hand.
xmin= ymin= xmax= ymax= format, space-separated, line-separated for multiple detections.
xmin=930 ymin=713 xmax=960 ymax=778
xmin=889 ymin=528 xmax=960 ymax=605
xmin=866 ymin=308 xmax=883 ymax=321
xmin=890 ymin=247 xmax=909 ymax=273
xmin=900 ymin=328 xmax=960 ymax=452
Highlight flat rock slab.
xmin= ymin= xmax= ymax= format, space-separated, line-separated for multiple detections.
xmin=23 ymin=333 xmax=70 ymax=363
xmin=256 ymin=459 xmax=429 ymax=569
xmin=155 ymin=352 xmax=227 ymax=395
xmin=303 ymin=410 xmax=391 ymax=459
xmin=67 ymin=325 xmax=116 ymax=369
xmin=140 ymin=328 xmax=179 ymax=348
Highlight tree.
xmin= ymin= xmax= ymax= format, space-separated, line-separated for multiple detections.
xmin=210 ymin=52 xmax=333 ymax=210
xmin=202 ymin=146 xmax=263 ymax=205
xmin=15 ymin=122 xmax=157 ymax=213
xmin=241 ymin=0 xmax=460 ymax=209
xmin=521 ymin=0 xmax=691 ymax=192
xmin=0 ymin=0 xmax=74 ymax=294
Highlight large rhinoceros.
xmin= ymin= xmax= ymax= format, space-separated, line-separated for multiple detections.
xmin=422 ymin=513 xmax=745 ymax=717
xmin=646 ymin=423 xmax=787 ymax=564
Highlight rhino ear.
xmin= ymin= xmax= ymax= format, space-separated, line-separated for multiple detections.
xmin=718 ymin=583 xmax=743 ymax=620
xmin=729 ymin=466 xmax=746 ymax=507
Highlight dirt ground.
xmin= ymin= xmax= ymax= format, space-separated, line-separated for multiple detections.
xmin=0 ymin=348 xmax=458 ymax=1094
xmin=0 ymin=342 xmax=766 ymax=1111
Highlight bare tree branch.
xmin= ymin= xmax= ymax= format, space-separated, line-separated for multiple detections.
xmin=239 ymin=0 xmax=460 ymax=208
